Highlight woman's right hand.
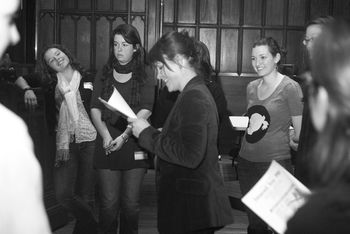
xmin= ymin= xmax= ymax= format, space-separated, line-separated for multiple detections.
xmin=24 ymin=89 xmax=38 ymax=111
xmin=102 ymin=135 xmax=114 ymax=155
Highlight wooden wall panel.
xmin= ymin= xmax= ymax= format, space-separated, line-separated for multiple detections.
xmin=178 ymin=0 xmax=196 ymax=23
xmin=288 ymin=0 xmax=306 ymax=26
xmin=39 ymin=0 xmax=54 ymax=9
xmin=164 ymin=0 xmax=175 ymax=23
xmin=132 ymin=16 xmax=145 ymax=46
xmin=78 ymin=0 xmax=91 ymax=9
xmin=310 ymin=0 xmax=331 ymax=19
xmin=60 ymin=16 xmax=75 ymax=54
xmin=95 ymin=17 xmax=110 ymax=73
xmin=132 ymin=0 xmax=146 ymax=12
xmin=219 ymin=76 xmax=258 ymax=115
xmin=244 ymin=0 xmax=262 ymax=25
xmin=333 ymin=0 xmax=350 ymax=17
xmin=221 ymin=0 xmax=240 ymax=25
xmin=147 ymin=0 xmax=158 ymax=50
xmin=286 ymin=30 xmax=304 ymax=72
xmin=266 ymin=0 xmax=284 ymax=26
xmin=220 ymin=29 xmax=238 ymax=73
xmin=199 ymin=28 xmax=217 ymax=70
xmin=61 ymin=0 xmax=74 ymax=9
xmin=38 ymin=14 xmax=55 ymax=51
xmin=97 ymin=0 xmax=111 ymax=11
xmin=113 ymin=0 xmax=128 ymax=11
xmin=76 ymin=17 xmax=91 ymax=69
xmin=242 ymin=29 xmax=260 ymax=74
xmin=200 ymin=0 xmax=217 ymax=24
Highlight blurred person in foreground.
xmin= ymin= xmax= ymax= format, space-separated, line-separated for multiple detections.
xmin=286 ymin=18 xmax=350 ymax=234
xmin=294 ymin=16 xmax=334 ymax=186
xmin=0 ymin=0 xmax=51 ymax=233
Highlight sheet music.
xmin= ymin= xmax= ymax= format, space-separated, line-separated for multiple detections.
xmin=241 ymin=160 xmax=311 ymax=234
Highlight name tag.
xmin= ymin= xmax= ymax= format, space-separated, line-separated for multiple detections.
xmin=83 ymin=82 xmax=93 ymax=90
xmin=134 ymin=151 xmax=148 ymax=160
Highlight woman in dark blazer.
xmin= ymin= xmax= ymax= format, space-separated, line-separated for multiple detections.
xmin=128 ymin=31 xmax=233 ymax=234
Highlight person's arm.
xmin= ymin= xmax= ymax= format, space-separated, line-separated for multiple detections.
xmin=290 ymin=115 xmax=302 ymax=151
xmin=130 ymin=90 xmax=209 ymax=168
xmin=91 ymin=108 xmax=114 ymax=154
xmin=14 ymin=76 xmax=38 ymax=110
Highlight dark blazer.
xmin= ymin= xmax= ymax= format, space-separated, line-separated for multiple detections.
xmin=139 ymin=76 xmax=233 ymax=233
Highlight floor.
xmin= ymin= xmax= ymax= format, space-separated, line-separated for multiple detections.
xmin=54 ymin=155 xmax=248 ymax=234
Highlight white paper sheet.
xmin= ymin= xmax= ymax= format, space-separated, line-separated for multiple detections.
xmin=241 ymin=160 xmax=311 ymax=234
xmin=99 ymin=87 xmax=137 ymax=119
xmin=229 ymin=116 xmax=249 ymax=131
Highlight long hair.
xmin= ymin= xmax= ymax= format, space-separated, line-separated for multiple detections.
xmin=102 ymin=24 xmax=146 ymax=80
xmin=101 ymin=24 xmax=147 ymax=106
xmin=38 ymin=44 xmax=86 ymax=90
xmin=309 ymin=18 xmax=350 ymax=186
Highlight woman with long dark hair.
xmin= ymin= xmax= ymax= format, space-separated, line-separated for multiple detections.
xmin=90 ymin=24 xmax=155 ymax=234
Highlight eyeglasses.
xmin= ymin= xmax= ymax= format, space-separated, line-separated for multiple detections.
xmin=303 ymin=37 xmax=315 ymax=46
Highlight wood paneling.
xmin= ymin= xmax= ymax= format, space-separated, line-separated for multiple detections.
xmin=200 ymin=0 xmax=217 ymax=24
xmin=266 ymin=0 xmax=284 ymax=26
xmin=40 ymin=0 xmax=54 ymax=9
xmin=333 ymin=0 xmax=350 ymax=17
xmin=178 ymin=0 xmax=196 ymax=23
xmin=242 ymin=30 xmax=260 ymax=74
xmin=164 ymin=0 xmax=175 ymax=23
xmin=60 ymin=16 xmax=75 ymax=54
xmin=310 ymin=0 xmax=331 ymax=19
xmin=95 ymin=17 xmax=111 ymax=73
xmin=77 ymin=17 xmax=91 ymax=69
xmin=286 ymin=30 xmax=304 ymax=72
xmin=199 ymin=28 xmax=217 ymax=70
xmin=288 ymin=0 xmax=306 ymax=26
xmin=132 ymin=0 xmax=146 ymax=12
xmin=38 ymin=14 xmax=55 ymax=52
xmin=221 ymin=0 xmax=240 ymax=25
xmin=61 ymin=0 xmax=74 ymax=9
xmin=244 ymin=0 xmax=262 ymax=25
xmin=97 ymin=0 xmax=111 ymax=10
xmin=78 ymin=0 xmax=91 ymax=9
xmin=113 ymin=0 xmax=128 ymax=11
xmin=220 ymin=29 xmax=238 ymax=73
xmin=132 ymin=16 xmax=145 ymax=46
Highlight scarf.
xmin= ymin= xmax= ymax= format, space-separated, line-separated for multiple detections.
xmin=101 ymin=58 xmax=144 ymax=122
xmin=55 ymin=70 xmax=81 ymax=166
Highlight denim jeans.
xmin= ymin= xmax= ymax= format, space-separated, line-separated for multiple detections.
xmin=54 ymin=141 xmax=97 ymax=234
xmin=237 ymin=157 xmax=292 ymax=234
xmin=98 ymin=168 xmax=147 ymax=234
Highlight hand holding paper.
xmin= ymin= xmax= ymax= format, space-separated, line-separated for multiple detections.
xmin=99 ymin=87 xmax=137 ymax=119
xmin=241 ymin=161 xmax=311 ymax=234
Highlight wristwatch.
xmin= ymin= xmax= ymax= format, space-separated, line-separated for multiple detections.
xmin=121 ymin=133 xmax=129 ymax=142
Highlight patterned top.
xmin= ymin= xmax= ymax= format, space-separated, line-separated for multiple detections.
xmin=239 ymin=76 xmax=303 ymax=162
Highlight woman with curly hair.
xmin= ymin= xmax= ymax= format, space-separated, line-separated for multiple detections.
xmin=40 ymin=44 xmax=98 ymax=234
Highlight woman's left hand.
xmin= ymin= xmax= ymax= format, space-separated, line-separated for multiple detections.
xmin=127 ymin=117 xmax=150 ymax=138
xmin=107 ymin=136 xmax=125 ymax=153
